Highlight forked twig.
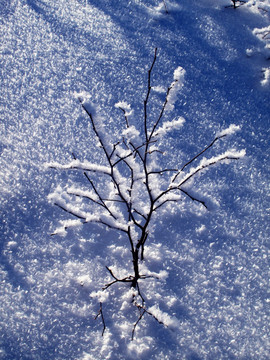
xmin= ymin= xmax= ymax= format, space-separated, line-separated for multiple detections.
xmin=172 ymin=134 xmax=227 ymax=183
xmin=132 ymin=302 xmax=166 ymax=340
xmin=102 ymin=266 xmax=134 ymax=290
xmin=94 ymin=302 xmax=106 ymax=336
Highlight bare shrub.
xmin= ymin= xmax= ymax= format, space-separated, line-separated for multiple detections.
xmin=47 ymin=48 xmax=245 ymax=337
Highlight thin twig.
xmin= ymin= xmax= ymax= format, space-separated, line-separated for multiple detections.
xmin=118 ymin=107 xmax=130 ymax=128
xmin=94 ymin=302 xmax=106 ymax=336
xmin=148 ymin=78 xmax=179 ymax=143
xmin=172 ymin=134 xmax=226 ymax=183
xmin=103 ymin=266 xmax=134 ymax=290
xmin=178 ymin=155 xmax=241 ymax=187
xmin=144 ymin=48 xmax=158 ymax=142
xmin=180 ymin=188 xmax=207 ymax=208
xmin=132 ymin=302 xmax=166 ymax=340
xmin=54 ymin=203 xmax=86 ymax=220
xmin=72 ymin=152 xmax=117 ymax=219
xmin=132 ymin=308 xmax=146 ymax=340
xmin=153 ymin=198 xmax=179 ymax=212
xmin=162 ymin=0 xmax=169 ymax=14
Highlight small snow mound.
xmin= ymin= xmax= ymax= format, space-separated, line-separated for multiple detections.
xmin=127 ymin=336 xmax=155 ymax=356
xmin=90 ymin=290 xmax=109 ymax=303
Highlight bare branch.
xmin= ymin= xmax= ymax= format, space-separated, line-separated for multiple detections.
xmin=66 ymin=190 xmax=102 ymax=207
xmin=148 ymin=78 xmax=179 ymax=143
xmin=153 ymin=198 xmax=179 ymax=212
xmin=109 ymin=141 xmax=121 ymax=160
xmin=113 ymin=140 xmax=157 ymax=167
xmin=132 ymin=307 xmax=146 ymax=341
xmin=132 ymin=302 xmax=167 ymax=340
xmin=79 ymin=98 xmax=111 ymax=164
xmin=133 ymin=208 xmax=147 ymax=221
xmin=148 ymin=168 xmax=178 ymax=175
xmin=172 ymin=134 xmax=226 ymax=183
xmin=103 ymin=266 xmax=134 ymax=290
xmin=72 ymin=153 xmax=117 ymax=220
xmin=179 ymin=188 xmax=207 ymax=208
xmin=54 ymin=203 xmax=86 ymax=220
xmin=144 ymin=48 xmax=158 ymax=142
xmin=94 ymin=302 xmax=106 ymax=336
xmin=117 ymin=106 xmax=130 ymax=128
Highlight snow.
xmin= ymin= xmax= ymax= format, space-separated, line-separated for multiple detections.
xmin=121 ymin=125 xmax=141 ymax=142
xmin=1 ymin=0 xmax=269 ymax=359
xmin=173 ymin=66 xmax=186 ymax=82
xmin=216 ymin=124 xmax=241 ymax=137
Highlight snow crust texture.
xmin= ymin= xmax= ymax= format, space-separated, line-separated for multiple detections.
xmin=0 ymin=0 xmax=269 ymax=359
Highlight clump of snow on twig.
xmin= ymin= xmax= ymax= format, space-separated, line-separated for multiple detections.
xmin=173 ymin=66 xmax=186 ymax=82
xmin=122 ymin=125 xmax=141 ymax=142
xmin=74 ymin=91 xmax=97 ymax=115
xmin=148 ymin=304 xmax=180 ymax=328
xmin=216 ymin=124 xmax=241 ymax=138
xmin=245 ymin=8 xmax=270 ymax=85
xmin=115 ymin=101 xmax=133 ymax=117
xmin=154 ymin=116 xmax=185 ymax=137
xmin=52 ymin=219 xmax=83 ymax=237
xmin=173 ymin=149 xmax=246 ymax=187
xmin=261 ymin=67 xmax=270 ymax=86
xmin=166 ymin=66 xmax=186 ymax=112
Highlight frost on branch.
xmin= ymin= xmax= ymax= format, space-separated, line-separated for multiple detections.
xmin=47 ymin=48 xmax=245 ymax=338
xmin=166 ymin=67 xmax=186 ymax=112
xmin=153 ymin=116 xmax=185 ymax=137
xmin=46 ymin=159 xmax=111 ymax=175
xmin=215 ymin=124 xmax=241 ymax=137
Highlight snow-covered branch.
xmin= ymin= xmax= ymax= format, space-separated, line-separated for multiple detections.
xmin=46 ymin=159 xmax=111 ymax=175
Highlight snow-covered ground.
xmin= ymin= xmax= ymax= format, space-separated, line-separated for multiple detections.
xmin=0 ymin=0 xmax=269 ymax=359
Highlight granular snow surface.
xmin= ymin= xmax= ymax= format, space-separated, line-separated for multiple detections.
xmin=0 ymin=1 xmax=269 ymax=359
